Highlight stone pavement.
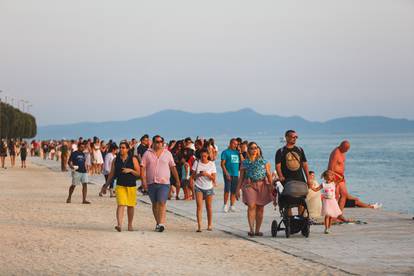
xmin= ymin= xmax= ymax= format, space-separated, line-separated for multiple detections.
xmin=32 ymin=157 xmax=414 ymax=275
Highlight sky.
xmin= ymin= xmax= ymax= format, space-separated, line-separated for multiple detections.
xmin=1 ymin=0 xmax=413 ymax=126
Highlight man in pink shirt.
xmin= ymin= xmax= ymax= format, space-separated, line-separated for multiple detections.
xmin=141 ymin=135 xmax=181 ymax=232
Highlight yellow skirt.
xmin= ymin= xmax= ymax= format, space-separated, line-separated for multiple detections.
xmin=115 ymin=185 xmax=137 ymax=207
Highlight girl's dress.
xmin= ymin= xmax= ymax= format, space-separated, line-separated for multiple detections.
xmin=321 ymin=182 xmax=342 ymax=218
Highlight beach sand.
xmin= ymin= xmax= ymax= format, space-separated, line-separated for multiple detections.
xmin=0 ymin=162 xmax=346 ymax=275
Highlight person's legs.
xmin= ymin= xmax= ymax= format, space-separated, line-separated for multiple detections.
xmin=148 ymin=184 xmax=159 ymax=225
xmin=116 ymin=205 xmax=125 ymax=231
xmin=247 ymin=204 xmax=256 ymax=234
xmin=255 ymin=205 xmax=264 ymax=234
xmin=223 ymin=177 xmax=230 ymax=206
xmin=206 ymin=195 xmax=213 ymax=230
xmin=82 ymin=183 xmax=90 ymax=203
xmin=230 ymin=176 xmax=238 ymax=207
xmin=127 ymin=206 xmax=134 ymax=231
xmin=196 ymin=191 xmax=203 ymax=231
xmin=175 ymin=181 xmax=181 ymax=200
xmin=337 ymin=181 xmax=348 ymax=211
xmin=67 ymin=185 xmax=75 ymax=203
xmin=1 ymin=156 xmax=4 ymax=168
xmin=354 ymin=198 xmax=374 ymax=208
xmin=158 ymin=202 xmax=167 ymax=225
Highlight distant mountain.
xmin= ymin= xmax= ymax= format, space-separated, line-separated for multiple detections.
xmin=37 ymin=108 xmax=414 ymax=139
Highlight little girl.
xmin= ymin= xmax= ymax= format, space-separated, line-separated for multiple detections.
xmin=312 ymin=170 xmax=342 ymax=234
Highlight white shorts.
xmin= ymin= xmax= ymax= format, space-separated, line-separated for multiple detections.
xmin=71 ymin=171 xmax=89 ymax=186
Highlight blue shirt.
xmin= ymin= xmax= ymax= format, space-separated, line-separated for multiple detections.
xmin=221 ymin=149 xmax=240 ymax=177
xmin=242 ymin=158 xmax=268 ymax=182
xmin=69 ymin=151 xmax=87 ymax=173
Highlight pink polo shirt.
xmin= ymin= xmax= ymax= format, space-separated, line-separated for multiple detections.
xmin=141 ymin=148 xmax=176 ymax=185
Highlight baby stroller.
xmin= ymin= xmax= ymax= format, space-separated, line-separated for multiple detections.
xmin=271 ymin=180 xmax=310 ymax=238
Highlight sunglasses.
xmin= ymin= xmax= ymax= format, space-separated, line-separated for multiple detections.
xmin=249 ymin=146 xmax=258 ymax=150
xmin=290 ymin=136 xmax=298 ymax=139
xmin=155 ymin=140 xmax=164 ymax=144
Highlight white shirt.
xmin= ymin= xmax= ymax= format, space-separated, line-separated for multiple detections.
xmin=103 ymin=153 xmax=116 ymax=175
xmin=192 ymin=160 xmax=217 ymax=190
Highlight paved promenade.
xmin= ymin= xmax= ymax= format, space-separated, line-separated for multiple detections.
xmin=33 ymin=157 xmax=414 ymax=275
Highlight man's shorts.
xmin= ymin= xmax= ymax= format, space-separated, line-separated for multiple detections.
xmin=71 ymin=171 xmax=89 ymax=186
xmin=148 ymin=183 xmax=170 ymax=204
xmin=224 ymin=176 xmax=238 ymax=194
xmin=115 ymin=185 xmax=137 ymax=207
xmin=195 ymin=185 xmax=215 ymax=200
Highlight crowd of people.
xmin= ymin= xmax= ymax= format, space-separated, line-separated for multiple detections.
xmin=5 ymin=130 xmax=383 ymax=235
xmin=0 ymin=139 xmax=28 ymax=169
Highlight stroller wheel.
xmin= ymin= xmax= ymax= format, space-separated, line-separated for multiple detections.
xmin=285 ymin=218 xmax=291 ymax=238
xmin=271 ymin=220 xmax=278 ymax=237
xmin=301 ymin=222 xmax=310 ymax=238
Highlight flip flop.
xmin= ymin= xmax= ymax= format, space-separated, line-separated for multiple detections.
xmin=115 ymin=226 xmax=121 ymax=232
xmin=248 ymin=232 xmax=255 ymax=237
xmin=196 ymin=229 xmax=202 ymax=233
xmin=255 ymin=232 xmax=263 ymax=236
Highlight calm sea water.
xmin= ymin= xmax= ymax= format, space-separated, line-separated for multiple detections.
xmin=212 ymin=133 xmax=414 ymax=215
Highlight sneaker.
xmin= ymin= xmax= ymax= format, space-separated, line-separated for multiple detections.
xmin=230 ymin=205 xmax=237 ymax=212
xmin=155 ymin=224 xmax=160 ymax=231
xmin=223 ymin=204 xmax=229 ymax=213
xmin=324 ymin=229 xmax=330 ymax=234
xmin=158 ymin=224 xmax=165 ymax=232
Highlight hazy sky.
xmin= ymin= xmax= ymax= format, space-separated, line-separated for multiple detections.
xmin=1 ymin=0 xmax=413 ymax=126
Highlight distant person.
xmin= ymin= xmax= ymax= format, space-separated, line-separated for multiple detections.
xmin=92 ymin=137 xmax=104 ymax=174
xmin=0 ymin=140 xmax=7 ymax=169
xmin=60 ymin=140 xmax=69 ymax=171
xmin=305 ymin=171 xmax=322 ymax=220
xmin=20 ymin=141 xmax=28 ymax=168
xmin=311 ymin=170 xmax=342 ymax=234
xmin=190 ymin=148 xmax=217 ymax=232
xmin=101 ymin=141 xmax=140 ymax=232
xmin=99 ymin=143 xmax=118 ymax=198
xmin=220 ymin=138 xmax=241 ymax=213
xmin=137 ymin=135 xmax=150 ymax=163
xmin=66 ymin=143 xmax=90 ymax=204
xmin=236 ymin=142 xmax=273 ymax=237
xmin=8 ymin=139 xmax=16 ymax=168
xmin=275 ymin=130 xmax=311 ymax=215
xmin=141 ymin=135 xmax=181 ymax=232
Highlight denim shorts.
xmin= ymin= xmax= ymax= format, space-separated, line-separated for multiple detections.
xmin=71 ymin=171 xmax=89 ymax=186
xmin=224 ymin=176 xmax=238 ymax=194
xmin=148 ymin=183 xmax=170 ymax=204
xmin=195 ymin=186 xmax=215 ymax=200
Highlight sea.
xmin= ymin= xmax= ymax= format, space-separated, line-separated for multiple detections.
xmin=211 ymin=133 xmax=414 ymax=215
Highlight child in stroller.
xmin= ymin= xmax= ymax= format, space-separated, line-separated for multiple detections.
xmin=271 ymin=179 xmax=310 ymax=238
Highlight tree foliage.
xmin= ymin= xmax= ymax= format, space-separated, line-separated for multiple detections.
xmin=0 ymin=102 xmax=37 ymax=139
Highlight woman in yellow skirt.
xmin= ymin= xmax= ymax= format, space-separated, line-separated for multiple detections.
xmin=101 ymin=141 xmax=140 ymax=232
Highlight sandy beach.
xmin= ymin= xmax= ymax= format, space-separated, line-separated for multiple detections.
xmin=0 ymin=161 xmax=349 ymax=275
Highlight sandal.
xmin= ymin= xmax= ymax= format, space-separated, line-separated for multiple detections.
xmin=115 ymin=226 xmax=121 ymax=232
xmin=255 ymin=232 xmax=263 ymax=236
xmin=196 ymin=229 xmax=202 ymax=233
xmin=248 ymin=231 xmax=255 ymax=237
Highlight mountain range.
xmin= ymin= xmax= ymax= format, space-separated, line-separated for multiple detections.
xmin=37 ymin=108 xmax=414 ymax=139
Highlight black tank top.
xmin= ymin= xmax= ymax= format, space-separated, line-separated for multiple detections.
xmin=114 ymin=155 xmax=137 ymax=187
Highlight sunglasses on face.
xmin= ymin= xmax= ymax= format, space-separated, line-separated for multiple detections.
xmin=249 ymin=146 xmax=258 ymax=150
xmin=155 ymin=140 xmax=163 ymax=144
xmin=290 ymin=136 xmax=298 ymax=139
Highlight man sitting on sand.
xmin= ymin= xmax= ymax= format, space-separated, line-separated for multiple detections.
xmin=328 ymin=141 xmax=381 ymax=222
